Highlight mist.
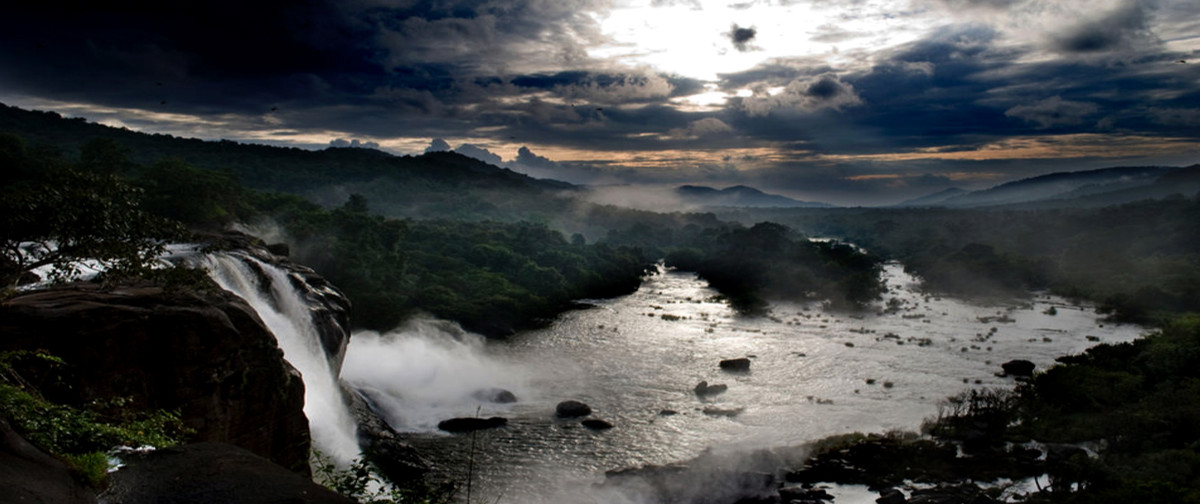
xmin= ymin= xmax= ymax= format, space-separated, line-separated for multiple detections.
xmin=340 ymin=318 xmax=531 ymax=432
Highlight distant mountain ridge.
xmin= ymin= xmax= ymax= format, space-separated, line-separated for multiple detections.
xmin=675 ymin=185 xmax=834 ymax=208
xmin=896 ymin=165 xmax=1198 ymax=209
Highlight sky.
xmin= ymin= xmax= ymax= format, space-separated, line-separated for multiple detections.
xmin=2 ymin=0 xmax=1199 ymax=205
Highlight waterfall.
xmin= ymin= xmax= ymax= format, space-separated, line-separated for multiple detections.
xmin=202 ymin=252 xmax=361 ymax=464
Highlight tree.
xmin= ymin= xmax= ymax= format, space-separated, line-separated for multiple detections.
xmin=1 ymin=168 xmax=183 ymax=287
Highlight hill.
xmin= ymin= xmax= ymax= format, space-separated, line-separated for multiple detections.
xmin=675 ymin=185 xmax=833 ymax=208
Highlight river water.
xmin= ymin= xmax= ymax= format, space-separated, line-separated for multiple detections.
xmin=341 ymin=263 xmax=1145 ymax=503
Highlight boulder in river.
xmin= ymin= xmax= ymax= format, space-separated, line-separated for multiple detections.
xmin=472 ymin=388 xmax=518 ymax=404
xmin=1000 ymin=359 xmax=1036 ymax=377
xmin=703 ymin=406 xmax=745 ymax=417
xmin=582 ymin=419 xmax=614 ymax=430
xmin=556 ymin=400 xmax=592 ymax=418
xmin=437 ymin=417 xmax=508 ymax=433
xmin=694 ymin=381 xmax=729 ymax=397
xmin=720 ymin=358 xmax=752 ymax=372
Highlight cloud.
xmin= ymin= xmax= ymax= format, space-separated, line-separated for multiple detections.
xmin=727 ymin=24 xmax=758 ymax=52
xmin=1005 ymin=96 xmax=1100 ymax=128
xmin=739 ymin=73 xmax=862 ymax=116
xmin=454 ymin=143 xmax=504 ymax=166
xmin=1051 ymin=0 xmax=1159 ymax=55
xmin=330 ymin=138 xmax=381 ymax=149
xmin=667 ymin=117 xmax=736 ymax=139
xmin=510 ymin=70 xmax=674 ymax=105
xmin=425 ymin=138 xmax=452 ymax=153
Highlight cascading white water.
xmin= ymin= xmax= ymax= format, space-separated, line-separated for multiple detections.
xmin=203 ymin=253 xmax=361 ymax=464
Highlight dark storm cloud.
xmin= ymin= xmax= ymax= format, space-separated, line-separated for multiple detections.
xmin=0 ymin=0 xmax=378 ymax=114
xmin=1052 ymin=0 xmax=1158 ymax=54
xmin=728 ymin=25 xmax=759 ymax=52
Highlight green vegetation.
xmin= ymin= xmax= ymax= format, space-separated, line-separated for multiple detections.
xmin=730 ymin=202 xmax=1200 ymax=323
xmin=798 ymin=317 xmax=1200 ymax=502
xmin=0 ymin=350 xmax=190 ymax=488
xmin=1 ymin=142 xmax=184 ymax=287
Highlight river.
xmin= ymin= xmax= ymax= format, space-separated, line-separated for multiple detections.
xmin=341 ymin=263 xmax=1145 ymax=503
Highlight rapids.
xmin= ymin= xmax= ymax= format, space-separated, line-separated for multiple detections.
xmin=343 ymin=263 xmax=1145 ymax=503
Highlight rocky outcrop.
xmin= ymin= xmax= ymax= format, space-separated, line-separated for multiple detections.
xmin=555 ymin=400 xmax=592 ymax=418
xmin=197 ymin=232 xmax=352 ymax=373
xmin=0 ymin=414 xmax=94 ymax=504
xmin=0 ymin=280 xmax=312 ymax=474
xmin=720 ymin=358 xmax=752 ymax=372
xmin=100 ymin=442 xmax=354 ymax=504
xmin=694 ymin=381 xmax=729 ymax=397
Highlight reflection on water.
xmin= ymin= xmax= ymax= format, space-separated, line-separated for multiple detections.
xmin=346 ymin=263 xmax=1144 ymax=503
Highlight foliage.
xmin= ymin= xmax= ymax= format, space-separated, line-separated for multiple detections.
xmin=1 ymin=167 xmax=183 ymax=286
xmin=728 ymin=201 xmax=1200 ymax=322
xmin=664 ymin=222 xmax=885 ymax=312
xmin=0 ymin=351 xmax=191 ymax=488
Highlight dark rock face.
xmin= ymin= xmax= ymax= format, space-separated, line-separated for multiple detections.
xmin=198 ymin=231 xmax=352 ymax=373
xmin=437 ymin=417 xmax=508 ymax=433
xmin=0 ymin=414 xmax=94 ymax=504
xmin=1001 ymin=359 xmax=1036 ymax=377
xmin=472 ymin=387 xmax=518 ymax=404
xmin=0 ymin=282 xmax=312 ymax=474
xmin=101 ymin=442 xmax=354 ymax=504
xmin=346 ymin=388 xmax=430 ymax=484
xmin=720 ymin=358 xmax=752 ymax=372
xmin=556 ymin=400 xmax=592 ymax=418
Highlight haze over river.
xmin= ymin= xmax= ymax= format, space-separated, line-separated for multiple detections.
xmin=342 ymin=263 xmax=1145 ymax=503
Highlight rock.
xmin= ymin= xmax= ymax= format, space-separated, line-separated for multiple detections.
xmin=345 ymin=387 xmax=431 ymax=483
xmin=694 ymin=381 xmax=729 ymax=397
xmin=556 ymin=400 xmax=592 ymax=418
xmin=1000 ymin=359 xmax=1036 ymax=377
xmin=877 ymin=488 xmax=907 ymax=504
xmin=0 ymin=281 xmax=312 ymax=474
xmin=472 ymin=388 xmax=518 ymax=404
xmin=0 ymin=414 xmax=94 ymax=504
xmin=780 ymin=485 xmax=834 ymax=501
xmin=720 ymin=358 xmax=752 ymax=372
xmin=266 ymin=242 xmax=290 ymax=257
xmin=101 ymin=442 xmax=354 ymax=504
xmin=582 ymin=419 xmax=614 ymax=430
xmin=437 ymin=417 xmax=508 ymax=433
xmin=703 ymin=406 xmax=745 ymax=417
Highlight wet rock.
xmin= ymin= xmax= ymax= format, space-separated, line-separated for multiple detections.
xmin=0 ymin=281 xmax=311 ymax=474
xmin=472 ymin=387 xmax=518 ymax=404
xmin=582 ymin=419 xmax=614 ymax=430
xmin=437 ymin=417 xmax=508 ymax=433
xmin=556 ymin=400 xmax=592 ymax=418
xmin=101 ymin=442 xmax=354 ymax=504
xmin=703 ymin=406 xmax=745 ymax=417
xmin=1000 ymin=360 xmax=1035 ymax=377
xmin=694 ymin=381 xmax=729 ymax=397
xmin=877 ymin=488 xmax=907 ymax=504
xmin=720 ymin=358 xmax=752 ymax=372
xmin=266 ymin=242 xmax=290 ymax=257
xmin=347 ymin=387 xmax=430 ymax=483
xmin=780 ymin=485 xmax=834 ymax=502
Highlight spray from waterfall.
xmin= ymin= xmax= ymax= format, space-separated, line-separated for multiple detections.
xmin=203 ymin=253 xmax=361 ymax=464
